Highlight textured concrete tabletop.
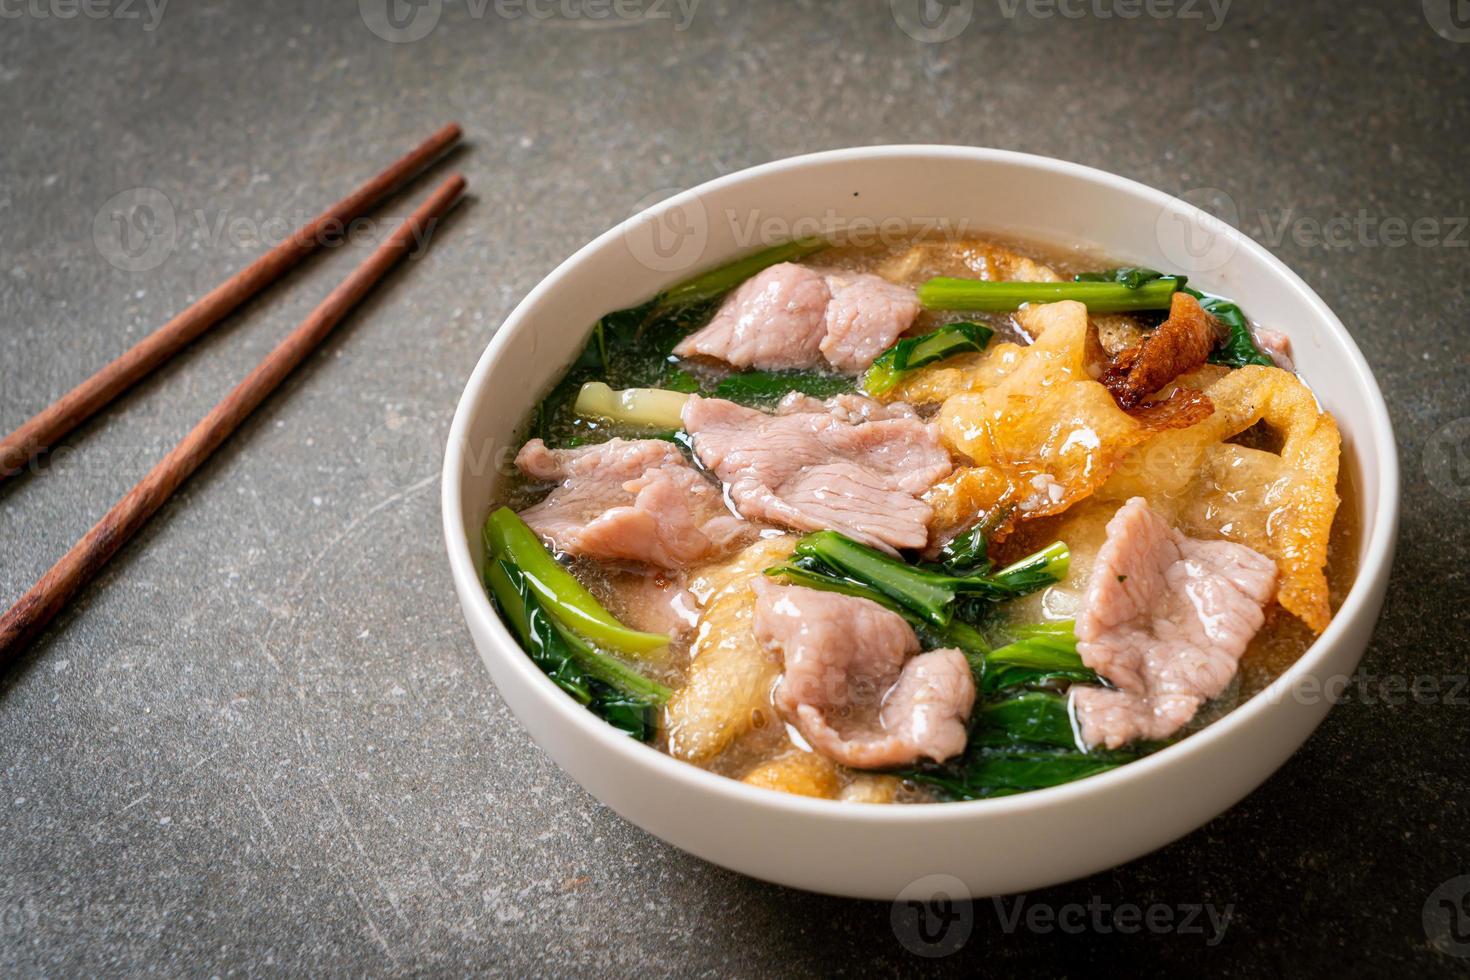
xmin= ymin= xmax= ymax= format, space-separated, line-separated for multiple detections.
xmin=2 ymin=1 xmax=1467 ymax=975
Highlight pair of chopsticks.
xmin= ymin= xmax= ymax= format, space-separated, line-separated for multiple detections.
xmin=0 ymin=124 xmax=468 ymax=667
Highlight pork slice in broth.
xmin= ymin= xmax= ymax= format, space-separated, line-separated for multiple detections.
xmin=818 ymin=271 xmax=922 ymax=372
xmin=682 ymin=396 xmax=952 ymax=553
xmin=775 ymin=391 xmax=920 ymax=422
xmin=672 ymin=263 xmax=830 ymax=370
xmin=673 ymin=263 xmax=919 ymax=374
xmin=515 ymin=438 xmax=748 ymax=569
xmin=1071 ymin=496 xmax=1278 ymax=749
xmin=753 ymin=580 xmax=975 ymax=769
xmin=597 ymin=569 xmax=701 ymax=640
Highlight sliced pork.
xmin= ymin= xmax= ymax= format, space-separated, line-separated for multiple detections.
xmin=753 ymin=580 xmax=975 ymax=768
xmin=1070 ymin=497 xmax=1278 ymax=749
xmin=1254 ymin=327 xmax=1295 ymax=371
xmin=671 ymin=263 xmax=830 ymax=371
xmin=775 ymin=391 xmax=920 ymax=423
xmin=682 ymin=395 xmax=953 ymax=552
xmin=672 ymin=263 xmax=920 ymax=374
xmin=514 ymin=438 xmax=748 ymax=569
xmin=599 ymin=570 xmax=701 ymax=639
xmin=819 ymin=271 xmax=923 ymax=373
xmin=878 ymin=650 xmax=976 ymax=765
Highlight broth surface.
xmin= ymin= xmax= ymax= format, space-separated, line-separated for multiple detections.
xmin=490 ymin=230 xmax=1358 ymax=802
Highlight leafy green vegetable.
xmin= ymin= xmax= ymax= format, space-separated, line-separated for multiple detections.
xmin=982 ymin=623 xmax=1099 ymax=694
xmin=485 ymin=559 xmax=593 ymax=705
xmin=660 ymin=368 xmax=701 ymax=394
xmin=862 ymin=321 xmax=994 ymax=396
xmin=1194 ymin=294 xmax=1274 ymax=368
xmin=906 ymin=748 xmax=1135 ymax=801
xmin=1072 ymin=266 xmax=1171 ymax=289
xmin=536 ymin=298 xmax=714 ymax=447
xmin=484 ymin=558 xmax=663 ymax=739
xmin=936 ymin=528 xmax=990 ymax=576
xmin=789 ymin=532 xmax=954 ymax=627
xmin=591 ymin=694 xmax=664 ymax=741
xmin=541 ymin=607 xmax=673 ymax=703
xmin=916 ymin=276 xmax=1182 ymax=314
xmin=935 ymin=620 xmax=992 ymax=659
xmin=763 ymin=556 xmax=893 ymax=607
xmin=483 ymin=510 xmax=671 ymax=739
xmin=762 ymin=555 xmax=991 ymax=666
xmin=766 ymin=531 xmax=1068 ymax=629
xmin=712 ymin=370 xmax=854 ymax=407
xmin=597 ymin=297 xmax=718 ymax=376
xmin=894 ymin=618 xmax=1152 ymax=799
xmin=658 ymin=237 xmax=828 ymax=308
xmin=485 ymin=508 xmax=669 ymax=656
xmin=1073 ymin=267 xmax=1273 ymax=369
xmin=972 ymin=692 xmax=1078 ymax=749
xmin=589 ymin=299 xmax=657 ymax=375
xmin=935 ymin=505 xmax=1013 ymax=576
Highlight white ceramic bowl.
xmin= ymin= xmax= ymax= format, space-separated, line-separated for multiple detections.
xmin=442 ymin=146 xmax=1398 ymax=900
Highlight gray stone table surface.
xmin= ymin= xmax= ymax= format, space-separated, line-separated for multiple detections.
xmin=2 ymin=0 xmax=1467 ymax=975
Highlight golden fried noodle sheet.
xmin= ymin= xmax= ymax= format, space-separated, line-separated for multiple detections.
xmin=874 ymin=238 xmax=1062 ymax=286
xmin=1101 ymin=292 xmax=1217 ymax=409
xmin=664 ymin=536 xmax=796 ymax=761
xmin=919 ymin=301 xmax=1213 ymax=546
xmin=1096 ymin=365 xmax=1340 ymax=632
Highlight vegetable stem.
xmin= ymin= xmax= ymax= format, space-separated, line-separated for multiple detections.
xmin=574 ymin=382 xmax=691 ymax=430
xmin=1073 ymin=267 xmax=1274 ymax=368
xmin=485 ymin=508 xmax=669 ymax=656
xmin=485 ymin=557 xmax=666 ymax=739
xmin=987 ymin=542 xmax=1071 ymax=596
xmin=486 ymin=559 xmax=593 ymax=705
xmin=658 ymin=237 xmax=828 ymax=308
xmin=545 ymin=615 xmax=672 ymax=703
xmin=917 ymin=277 xmax=1182 ymax=313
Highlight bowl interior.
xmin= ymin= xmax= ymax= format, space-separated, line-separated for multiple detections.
xmin=443 ymin=146 xmax=1396 ymax=830
xmin=450 ymin=147 xmax=1386 ymax=576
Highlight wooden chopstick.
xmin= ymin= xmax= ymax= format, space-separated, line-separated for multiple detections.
xmin=0 ymin=122 xmax=463 ymax=481
xmin=0 ymin=174 xmax=468 ymax=666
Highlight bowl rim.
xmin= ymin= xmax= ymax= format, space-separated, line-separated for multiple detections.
xmin=442 ymin=144 xmax=1400 ymax=825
